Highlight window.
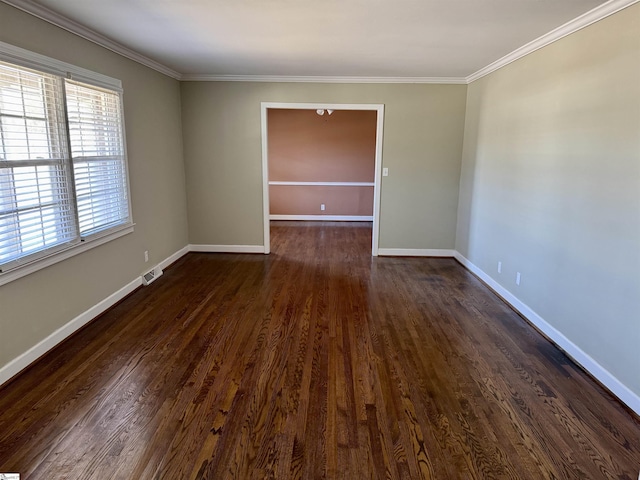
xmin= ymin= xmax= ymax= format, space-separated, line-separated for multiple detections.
xmin=65 ymin=80 xmax=129 ymax=237
xmin=0 ymin=44 xmax=131 ymax=279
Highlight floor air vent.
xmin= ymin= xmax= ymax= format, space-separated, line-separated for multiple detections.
xmin=142 ymin=266 xmax=163 ymax=286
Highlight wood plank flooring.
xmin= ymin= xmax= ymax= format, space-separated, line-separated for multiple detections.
xmin=0 ymin=221 xmax=639 ymax=479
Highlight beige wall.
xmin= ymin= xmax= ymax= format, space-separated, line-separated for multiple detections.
xmin=456 ymin=5 xmax=640 ymax=395
xmin=181 ymin=82 xmax=467 ymax=247
xmin=268 ymin=108 xmax=376 ymax=216
xmin=0 ymin=4 xmax=189 ymax=369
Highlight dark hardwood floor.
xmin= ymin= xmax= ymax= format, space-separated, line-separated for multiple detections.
xmin=0 ymin=221 xmax=638 ymax=479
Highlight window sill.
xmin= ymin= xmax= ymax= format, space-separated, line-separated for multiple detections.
xmin=0 ymin=224 xmax=135 ymax=288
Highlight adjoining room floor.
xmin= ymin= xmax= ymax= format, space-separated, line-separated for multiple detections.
xmin=1 ymin=222 xmax=638 ymax=479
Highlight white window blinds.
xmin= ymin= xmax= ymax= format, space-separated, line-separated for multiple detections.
xmin=0 ymin=52 xmax=131 ymax=274
xmin=0 ymin=62 xmax=78 ymax=270
xmin=65 ymin=80 xmax=130 ymax=237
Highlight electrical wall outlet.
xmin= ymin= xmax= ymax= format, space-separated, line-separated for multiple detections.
xmin=320 ymin=204 xmax=325 ymax=211
xmin=144 ymin=250 xmax=149 ymax=263
xmin=497 ymin=261 xmax=502 ymax=273
xmin=516 ymin=272 xmax=521 ymax=285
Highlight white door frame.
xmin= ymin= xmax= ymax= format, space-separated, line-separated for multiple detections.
xmin=260 ymin=102 xmax=385 ymax=256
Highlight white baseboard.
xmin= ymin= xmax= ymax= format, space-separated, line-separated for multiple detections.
xmin=269 ymin=215 xmax=373 ymax=221
xmin=0 ymin=245 xmax=191 ymax=387
xmin=157 ymin=245 xmax=190 ymax=270
xmin=454 ymin=251 xmax=640 ymax=416
xmin=0 ymin=277 xmax=141 ymax=386
xmin=5 ymin=243 xmax=637 ymax=416
xmin=189 ymin=244 xmax=266 ymax=254
xmin=377 ymin=248 xmax=455 ymax=257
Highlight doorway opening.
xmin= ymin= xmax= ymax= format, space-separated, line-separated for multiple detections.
xmin=261 ymin=103 xmax=384 ymax=256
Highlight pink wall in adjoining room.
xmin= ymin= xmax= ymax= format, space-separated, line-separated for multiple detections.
xmin=270 ymin=185 xmax=374 ymax=216
xmin=268 ymin=109 xmax=376 ymax=216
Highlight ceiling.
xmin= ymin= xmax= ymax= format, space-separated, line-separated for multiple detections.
xmin=5 ymin=0 xmax=613 ymax=80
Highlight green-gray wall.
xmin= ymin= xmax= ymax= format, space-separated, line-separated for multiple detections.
xmin=0 ymin=3 xmax=189 ymax=368
xmin=180 ymin=82 xmax=467 ymax=249
xmin=456 ymin=4 xmax=640 ymax=397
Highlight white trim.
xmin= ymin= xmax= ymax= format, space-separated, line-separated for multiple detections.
xmin=261 ymin=102 xmax=384 ymax=257
xmin=0 ymin=244 xmax=191 ymax=387
xmin=262 ymin=102 xmax=384 ymax=112
xmin=454 ymin=251 xmax=640 ymax=416
xmin=0 ymin=45 xmax=135 ymax=285
xmin=270 ymin=215 xmax=373 ymax=221
xmin=0 ymin=39 xmax=121 ymax=89
xmin=466 ymin=0 xmax=640 ymax=83
xmin=0 ymin=225 xmax=134 ymax=287
xmin=261 ymin=105 xmax=271 ymax=254
xmin=0 ymin=244 xmax=191 ymax=386
xmin=189 ymin=244 xmax=266 ymax=254
xmin=4 ymin=0 xmax=636 ymax=85
xmin=181 ymin=74 xmax=466 ymax=84
xmin=157 ymin=245 xmax=190 ymax=270
xmin=378 ymin=248 xmax=455 ymax=257
xmin=371 ymin=106 xmax=384 ymax=257
xmin=2 ymin=0 xmax=181 ymax=79
xmin=0 ymin=277 xmax=140 ymax=386
xmin=269 ymin=181 xmax=375 ymax=187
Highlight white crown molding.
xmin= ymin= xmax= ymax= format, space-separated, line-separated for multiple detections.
xmin=2 ymin=0 xmax=181 ymax=80
xmin=0 ymin=39 xmax=122 ymax=89
xmin=180 ymin=74 xmax=468 ymax=84
xmin=4 ymin=0 xmax=637 ymax=85
xmin=466 ymin=0 xmax=640 ymax=83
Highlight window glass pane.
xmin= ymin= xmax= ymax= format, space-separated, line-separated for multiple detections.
xmin=0 ymin=54 xmax=130 ymax=274
xmin=0 ymin=61 xmax=77 ymax=270
xmin=0 ymin=164 xmax=76 ymax=264
xmin=0 ymin=117 xmax=51 ymax=161
xmin=65 ymin=80 xmax=129 ymax=237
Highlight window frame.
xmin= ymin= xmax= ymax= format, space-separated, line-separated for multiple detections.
xmin=0 ymin=41 xmax=134 ymax=287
